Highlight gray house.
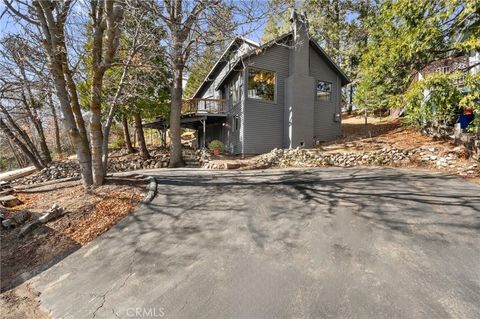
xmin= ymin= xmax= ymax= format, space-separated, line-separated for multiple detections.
xmin=183 ymin=11 xmax=350 ymax=155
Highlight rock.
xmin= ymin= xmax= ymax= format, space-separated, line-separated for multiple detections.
xmin=2 ymin=219 xmax=14 ymax=228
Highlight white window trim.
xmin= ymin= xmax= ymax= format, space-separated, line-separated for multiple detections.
xmin=316 ymin=80 xmax=333 ymax=102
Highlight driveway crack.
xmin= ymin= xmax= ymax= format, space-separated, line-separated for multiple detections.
xmin=112 ymin=308 xmax=120 ymax=319
xmin=91 ymin=250 xmax=137 ymax=318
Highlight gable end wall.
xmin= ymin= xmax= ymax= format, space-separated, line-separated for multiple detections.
xmin=309 ymin=45 xmax=342 ymax=142
xmin=241 ymin=45 xmax=290 ymax=154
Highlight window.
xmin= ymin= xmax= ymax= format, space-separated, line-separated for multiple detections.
xmin=231 ymin=74 xmax=242 ymax=106
xmin=234 ymin=116 xmax=240 ymax=131
xmin=247 ymin=68 xmax=276 ymax=102
xmin=317 ymin=81 xmax=332 ymax=101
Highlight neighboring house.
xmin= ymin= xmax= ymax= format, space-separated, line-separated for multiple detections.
xmin=182 ymin=10 xmax=349 ymax=155
xmin=413 ymin=55 xmax=470 ymax=83
xmin=469 ymin=50 xmax=480 ymax=75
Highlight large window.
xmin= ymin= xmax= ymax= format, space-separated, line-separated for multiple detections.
xmin=317 ymin=81 xmax=332 ymax=101
xmin=247 ymin=68 xmax=276 ymax=102
xmin=231 ymin=74 xmax=242 ymax=106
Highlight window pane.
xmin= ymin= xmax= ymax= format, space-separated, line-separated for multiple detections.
xmin=317 ymin=81 xmax=332 ymax=101
xmin=248 ymin=69 xmax=275 ymax=102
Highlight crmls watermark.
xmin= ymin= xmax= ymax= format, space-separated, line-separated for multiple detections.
xmin=126 ymin=307 xmax=166 ymax=318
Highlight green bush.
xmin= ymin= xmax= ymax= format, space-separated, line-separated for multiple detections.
xmin=208 ymin=139 xmax=224 ymax=151
xmin=403 ymin=72 xmax=462 ymax=128
xmin=109 ymin=138 xmax=125 ymax=149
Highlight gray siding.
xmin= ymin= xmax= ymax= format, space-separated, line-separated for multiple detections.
xmin=242 ymin=45 xmax=290 ymax=154
xmin=225 ymin=102 xmax=243 ymax=154
xmin=200 ymin=42 xmax=256 ymax=100
xmin=309 ymin=45 xmax=342 ymax=141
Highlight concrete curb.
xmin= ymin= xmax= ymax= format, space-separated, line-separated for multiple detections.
xmin=142 ymin=176 xmax=157 ymax=203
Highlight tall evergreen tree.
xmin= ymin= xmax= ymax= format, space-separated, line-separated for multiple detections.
xmin=354 ymin=0 xmax=479 ymax=111
xmin=184 ymin=46 xmax=218 ymax=98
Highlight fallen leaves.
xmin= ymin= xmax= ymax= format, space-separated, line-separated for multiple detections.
xmin=71 ymin=191 xmax=141 ymax=245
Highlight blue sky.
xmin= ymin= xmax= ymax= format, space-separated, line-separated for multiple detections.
xmin=0 ymin=2 xmax=360 ymax=51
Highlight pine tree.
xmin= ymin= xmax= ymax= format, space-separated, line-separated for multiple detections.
xmin=261 ymin=15 xmax=282 ymax=43
xmin=184 ymin=46 xmax=219 ymax=98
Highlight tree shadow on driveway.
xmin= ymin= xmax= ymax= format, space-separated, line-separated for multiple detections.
xmin=30 ymin=167 xmax=480 ymax=318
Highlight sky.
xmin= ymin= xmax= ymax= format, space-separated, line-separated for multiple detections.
xmin=0 ymin=1 xmax=360 ymax=60
xmin=0 ymin=1 xmax=269 ymax=41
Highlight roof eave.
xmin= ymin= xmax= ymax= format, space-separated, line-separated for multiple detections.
xmin=191 ymin=37 xmax=260 ymax=99
xmin=309 ymin=39 xmax=351 ymax=86
xmin=215 ymin=60 xmax=244 ymax=91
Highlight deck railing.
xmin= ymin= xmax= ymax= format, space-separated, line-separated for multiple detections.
xmin=182 ymin=98 xmax=227 ymax=115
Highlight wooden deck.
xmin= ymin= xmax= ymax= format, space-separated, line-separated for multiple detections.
xmin=182 ymin=98 xmax=227 ymax=115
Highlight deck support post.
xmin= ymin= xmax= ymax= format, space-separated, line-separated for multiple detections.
xmin=201 ymin=119 xmax=206 ymax=149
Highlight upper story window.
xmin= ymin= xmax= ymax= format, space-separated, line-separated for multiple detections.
xmin=317 ymin=81 xmax=332 ymax=101
xmin=247 ymin=68 xmax=276 ymax=102
xmin=231 ymin=74 xmax=242 ymax=106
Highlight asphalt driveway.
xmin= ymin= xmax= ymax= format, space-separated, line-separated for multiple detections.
xmin=31 ymin=168 xmax=480 ymax=318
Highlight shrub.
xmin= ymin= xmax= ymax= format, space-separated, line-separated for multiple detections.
xmin=109 ymin=138 xmax=125 ymax=149
xmin=403 ymin=72 xmax=462 ymax=128
xmin=208 ymin=140 xmax=224 ymax=151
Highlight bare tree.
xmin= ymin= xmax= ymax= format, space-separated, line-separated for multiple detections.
xmin=101 ymin=0 xmax=163 ymax=173
xmin=0 ymin=35 xmax=53 ymax=166
xmin=4 ymin=0 xmax=124 ymax=187
xmin=154 ymin=0 xmax=265 ymax=167
xmin=0 ymin=117 xmax=43 ymax=169
xmin=47 ymin=90 xmax=62 ymax=157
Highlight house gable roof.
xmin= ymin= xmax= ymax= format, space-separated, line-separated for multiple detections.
xmin=191 ymin=37 xmax=259 ymax=99
xmin=196 ymin=32 xmax=351 ymax=96
xmin=215 ymin=32 xmax=293 ymax=90
xmin=309 ymin=39 xmax=350 ymax=86
xmin=216 ymin=33 xmax=350 ymax=90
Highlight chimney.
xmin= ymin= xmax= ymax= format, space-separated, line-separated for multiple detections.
xmin=290 ymin=9 xmax=309 ymax=75
xmin=284 ymin=9 xmax=315 ymax=149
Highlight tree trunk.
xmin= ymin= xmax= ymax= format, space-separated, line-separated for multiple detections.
xmin=35 ymin=0 xmax=93 ymax=187
xmin=0 ymin=106 xmax=44 ymax=165
xmin=169 ymin=64 xmax=185 ymax=167
xmin=48 ymin=92 xmax=63 ymax=158
xmin=101 ymin=51 xmax=134 ymax=174
xmin=134 ymin=113 xmax=150 ymax=159
xmin=159 ymin=129 xmax=167 ymax=148
xmin=18 ymin=62 xmax=52 ymax=164
xmin=33 ymin=116 xmax=52 ymax=164
xmin=122 ymin=115 xmax=136 ymax=154
xmin=0 ymin=119 xmax=44 ymax=170
xmin=347 ymin=84 xmax=353 ymax=115
xmin=6 ymin=137 xmax=25 ymax=168
xmin=89 ymin=70 xmax=105 ymax=186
